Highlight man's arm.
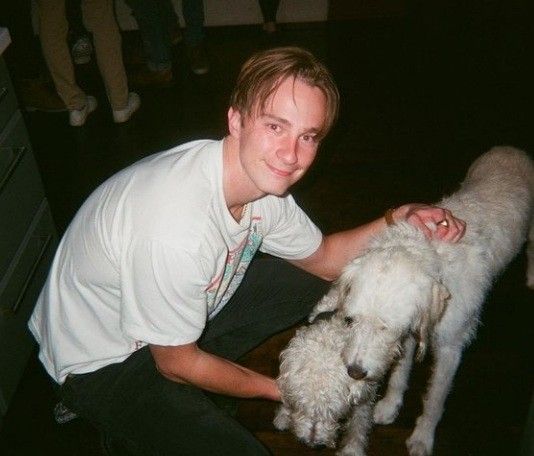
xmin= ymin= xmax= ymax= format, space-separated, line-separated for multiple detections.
xmin=291 ymin=203 xmax=466 ymax=281
xmin=149 ymin=342 xmax=280 ymax=401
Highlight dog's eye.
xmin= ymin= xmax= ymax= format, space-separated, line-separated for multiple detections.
xmin=344 ymin=316 xmax=354 ymax=326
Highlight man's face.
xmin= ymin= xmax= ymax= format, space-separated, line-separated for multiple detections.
xmin=229 ymin=77 xmax=327 ymax=197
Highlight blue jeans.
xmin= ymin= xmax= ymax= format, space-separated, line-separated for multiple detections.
xmin=125 ymin=0 xmax=205 ymax=71
xmin=59 ymin=257 xmax=329 ymax=455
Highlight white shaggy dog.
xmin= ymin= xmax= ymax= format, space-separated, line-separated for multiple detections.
xmin=275 ymin=146 xmax=533 ymax=455
xmin=274 ymin=314 xmax=377 ymax=454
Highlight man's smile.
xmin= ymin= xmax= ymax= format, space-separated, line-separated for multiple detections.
xmin=266 ymin=163 xmax=295 ymax=177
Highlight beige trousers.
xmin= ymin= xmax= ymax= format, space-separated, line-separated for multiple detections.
xmin=37 ymin=0 xmax=129 ymax=110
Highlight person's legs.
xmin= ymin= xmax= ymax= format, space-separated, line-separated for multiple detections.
xmin=258 ymin=0 xmax=280 ymax=24
xmin=156 ymin=0 xmax=182 ymax=44
xmin=82 ymin=0 xmax=129 ymax=110
xmin=124 ymin=0 xmax=173 ymax=72
xmin=181 ymin=0 xmax=209 ymax=74
xmin=258 ymin=0 xmax=280 ymax=33
xmin=37 ymin=0 xmax=87 ymax=110
xmin=61 ymin=347 xmax=270 ymax=455
xmin=66 ymin=0 xmax=94 ymax=65
xmin=0 ymin=1 xmax=66 ymax=112
xmin=66 ymin=0 xmax=88 ymax=38
xmin=1 ymin=1 xmax=42 ymax=79
xmin=59 ymin=257 xmax=328 ymax=454
xmin=199 ymin=256 xmax=329 ymax=360
xmin=181 ymin=0 xmax=205 ymax=46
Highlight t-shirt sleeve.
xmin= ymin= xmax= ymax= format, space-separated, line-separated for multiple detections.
xmin=119 ymin=238 xmax=207 ymax=346
xmin=259 ymin=194 xmax=323 ymax=260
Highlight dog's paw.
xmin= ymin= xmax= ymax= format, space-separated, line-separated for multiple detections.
xmin=373 ymin=398 xmax=401 ymax=425
xmin=273 ymin=406 xmax=290 ymax=431
xmin=336 ymin=446 xmax=366 ymax=456
xmin=406 ymin=430 xmax=433 ymax=456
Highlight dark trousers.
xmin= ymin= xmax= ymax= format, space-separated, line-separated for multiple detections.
xmin=60 ymin=257 xmax=329 ymax=455
xmin=258 ymin=0 xmax=280 ymax=23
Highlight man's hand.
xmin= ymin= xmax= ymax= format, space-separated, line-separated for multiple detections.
xmin=391 ymin=203 xmax=466 ymax=242
xmin=291 ymin=202 xmax=466 ymax=282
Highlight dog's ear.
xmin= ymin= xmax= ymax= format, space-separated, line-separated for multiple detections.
xmin=308 ymin=265 xmax=357 ymax=322
xmin=335 ymin=259 xmax=360 ymax=304
xmin=308 ymin=285 xmax=343 ymax=322
xmin=415 ymin=281 xmax=450 ymax=361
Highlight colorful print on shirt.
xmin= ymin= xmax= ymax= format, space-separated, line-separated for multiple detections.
xmin=206 ymin=219 xmax=263 ymax=317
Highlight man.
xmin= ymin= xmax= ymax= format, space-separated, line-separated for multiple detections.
xmin=29 ymin=47 xmax=465 ymax=454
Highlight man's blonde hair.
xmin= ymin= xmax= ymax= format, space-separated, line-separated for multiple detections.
xmin=229 ymin=46 xmax=340 ymax=137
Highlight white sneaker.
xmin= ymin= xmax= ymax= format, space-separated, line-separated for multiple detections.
xmin=69 ymin=95 xmax=98 ymax=127
xmin=112 ymin=92 xmax=141 ymax=123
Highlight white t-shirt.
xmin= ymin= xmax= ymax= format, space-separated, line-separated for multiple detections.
xmin=29 ymin=140 xmax=322 ymax=384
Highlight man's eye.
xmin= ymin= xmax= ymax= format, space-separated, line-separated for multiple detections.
xmin=302 ymin=134 xmax=317 ymax=143
xmin=269 ymin=124 xmax=281 ymax=132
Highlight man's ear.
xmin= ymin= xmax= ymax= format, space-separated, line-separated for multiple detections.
xmin=227 ymin=107 xmax=242 ymax=138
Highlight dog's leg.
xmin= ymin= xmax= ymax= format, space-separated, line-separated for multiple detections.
xmin=527 ymin=221 xmax=534 ymax=289
xmin=374 ymin=335 xmax=417 ymax=425
xmin=273 ymin=404 xmax=291 ymax=431
xmin=406 ymin=344 xmax=463 ymax=456
xmin=337 ymin=400 xmax=375 ymax=456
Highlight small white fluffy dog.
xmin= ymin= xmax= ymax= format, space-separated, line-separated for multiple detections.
xmin=274 ymin=314 xmax=378 ymax=454
xmin=275 ymin=146 xmax=533 ymax=455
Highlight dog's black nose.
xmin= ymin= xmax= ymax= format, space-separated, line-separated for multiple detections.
xmin=347 ymin=364 xmax=367 ymax=380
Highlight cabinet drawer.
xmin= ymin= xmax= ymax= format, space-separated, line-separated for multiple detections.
xmin=0 ymin=58 xmax=18 ymax=132
xmin=0 ymin=111 xmax=46 ymax=278
xmin=0 ymin=200 xmax=57 ymax=415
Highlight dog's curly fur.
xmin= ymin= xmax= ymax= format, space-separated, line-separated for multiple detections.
xmin=274 ymin=316 xmax=377 ymax=454
xmin=275 ymin=146 xmax=534 ymax=456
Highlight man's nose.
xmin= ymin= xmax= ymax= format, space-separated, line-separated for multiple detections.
xmin=277 ymin=137 xmax=298 ymax=165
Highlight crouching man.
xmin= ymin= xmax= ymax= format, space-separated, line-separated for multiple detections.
xmin=29 ymin=46 xmax=465 ymax=455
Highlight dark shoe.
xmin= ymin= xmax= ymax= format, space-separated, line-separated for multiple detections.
xmin=262 ymin=21 xmax=278 ymax=33
xmin=170 ymin=26 xmax=183 ymax=45
xmin=128 ymin=67 xmax=173 ymax=88
xmin=71 ymin=35 xmax=93 ymax=65
xmin=187 ymin=44 xmax=209 ymax=75
xmin=19 ymin=79 xmax=67 ymax=112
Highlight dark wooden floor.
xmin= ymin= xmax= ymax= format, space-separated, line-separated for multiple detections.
xmin=1 ymin=7 xmax=533 ymax=456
